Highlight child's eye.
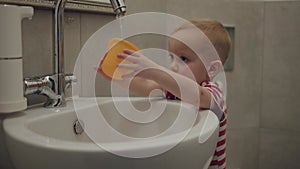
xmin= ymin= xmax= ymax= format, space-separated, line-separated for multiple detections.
xmin=180 ymin=56 xmax=189 ymax=62
xmin=169 ymin=54 xmax=174 ymax=60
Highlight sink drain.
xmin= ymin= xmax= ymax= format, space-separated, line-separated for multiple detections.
xmin=73 ymin=119 xmax=84 ymax=135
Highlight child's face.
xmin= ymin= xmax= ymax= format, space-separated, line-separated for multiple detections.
xmin=168 ymin=37 xmax=209 ymax=84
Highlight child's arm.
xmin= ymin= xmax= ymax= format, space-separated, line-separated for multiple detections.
xmin=96 ymin=65 xmax=162 ymax=97
xmin=127 ymin=77 xmax=163 ymax=97
xmin=118 ymin=49 xmax=212 ymax=109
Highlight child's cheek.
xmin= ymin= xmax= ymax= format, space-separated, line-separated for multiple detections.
xmin=177 ymin=66 xmax=195 ymax=80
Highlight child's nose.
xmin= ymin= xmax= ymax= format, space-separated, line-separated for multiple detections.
xmin=169 ymin=62 xmax=178 ymax=72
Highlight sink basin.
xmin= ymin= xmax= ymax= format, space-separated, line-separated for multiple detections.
xmin=3 ymin=97 xmax=219 ymax=169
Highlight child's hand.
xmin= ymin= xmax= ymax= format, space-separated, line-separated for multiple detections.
xmin=94 ymin=65 xmax=134 ymax=91
xmin=117 ymin=49 xmax=163 ymax=79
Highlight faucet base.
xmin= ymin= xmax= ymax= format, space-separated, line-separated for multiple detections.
xmin=44 ymin=98 xmax=65 ymax=108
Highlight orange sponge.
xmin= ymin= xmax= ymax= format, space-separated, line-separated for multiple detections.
xmin=100 ymin=38 xmax=140 ymax=80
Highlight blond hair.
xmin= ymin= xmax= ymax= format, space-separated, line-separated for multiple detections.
xmin=173 ymin=19 xmax=231 ymax=64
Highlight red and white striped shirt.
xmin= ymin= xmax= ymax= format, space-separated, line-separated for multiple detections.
xmin=165 ymin=80 xmax=227 ymax=169
xmin=201 ymin=81 xmax=227 ymax=169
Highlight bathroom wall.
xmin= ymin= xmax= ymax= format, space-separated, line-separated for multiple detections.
xmin=259 ymin=2 xmax=300 ymax=169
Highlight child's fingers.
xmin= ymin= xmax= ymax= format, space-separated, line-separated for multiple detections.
xmin=117 ymin=63 xmax=137 ymax=70
xmin=121 ymin=71 xmax=136 ymax=79
xmin=123 ymin=49 xmax=135 ymax=54
xmin=123 ymin=49 xmax=140 ymax=57
xmin=117 ymin=53 xmax=138 ymax=63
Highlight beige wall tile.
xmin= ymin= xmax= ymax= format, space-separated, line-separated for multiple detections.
xmin=225 ymin=2 xmax=264 ymax=129
xmin=22 ymin=9 xmax=53 ymax=77
xmin=80 ymin=13 xmax=115 ymax=46
xmin=80 ymin=13 xmax=115 ymax=96
xmin=261 ymin=2 xmax=300 ymax=131
xmin=226 ymin=128 xmax=260 ymax=169
xmin=166 ymin=0 xmax=235 ymax=21
xmin=126 ymin=0 xmax=166 ymax=14
xmin=64 ymin=12 xmax=81 ymax=74
xmin=260 ymin=3 xmax=300 ymax=169
xmin=64 ymin=12 xmax=81 ymax=97
xmin=259 ymin=128 xmax=300 ymax=169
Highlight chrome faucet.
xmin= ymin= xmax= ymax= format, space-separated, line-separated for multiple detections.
xmin=110 ymin=0 xmax=126 ymax=17
xmin=23 ymin=0 xmax=73 ymax=107
xmin=24 ymin=0 xmax=126 ymax=107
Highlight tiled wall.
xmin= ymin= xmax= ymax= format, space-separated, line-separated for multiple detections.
xmin=259 ymin=2 xmax=300 ymax=169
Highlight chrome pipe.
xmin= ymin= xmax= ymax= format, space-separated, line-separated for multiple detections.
xmin=51 ymin=0 xmax=67 ymax=107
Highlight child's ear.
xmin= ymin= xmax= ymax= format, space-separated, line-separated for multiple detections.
xmin=208 ymin=60 xmax=222 ymax=78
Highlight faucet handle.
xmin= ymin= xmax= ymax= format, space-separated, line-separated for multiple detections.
xmin=65 ymin=74 xmax=77 ymax=89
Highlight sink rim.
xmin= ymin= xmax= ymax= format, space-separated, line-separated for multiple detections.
xmin=3 ymin=97 xmax=219 ymax=153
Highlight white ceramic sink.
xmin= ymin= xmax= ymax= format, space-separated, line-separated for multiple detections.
xmin=3 ymin=97 xmax=219 ymax=169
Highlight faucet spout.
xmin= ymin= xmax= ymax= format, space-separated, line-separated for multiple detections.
xmin=109 ymin=0 xmax=126 ymax=17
